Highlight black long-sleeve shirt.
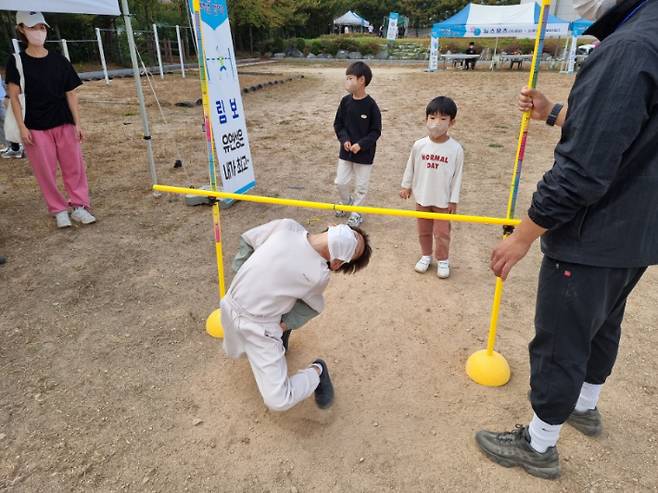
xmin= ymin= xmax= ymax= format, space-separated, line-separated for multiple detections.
xmin=528 ymin=0 xmax=658 ymax=267
xmin=333 ymin=94 xmax=382 ymax=165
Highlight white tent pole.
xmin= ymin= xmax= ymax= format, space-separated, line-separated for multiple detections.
xmin=176 ymin=25 xmax=186 ymax=78
xmin=560 ymin=36 xmax=570 ymax=72
xmin=153 ymin=23 xmax=164 ymax=79
xmin=121 ymin=0 xmax=158 ymax=187
xmin=12 ymin=38 xmax=20 ymax=54
xmin=61 ymin=39 xmax=70 ymax=61
xmin=95 ymin=28 xmax=110 ymax=85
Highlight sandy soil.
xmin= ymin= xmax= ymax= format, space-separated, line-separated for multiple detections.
xmin=1 ymin=62 xmax=657 ymax=492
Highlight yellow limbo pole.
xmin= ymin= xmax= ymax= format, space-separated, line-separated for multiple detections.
xmin=466 ymin=0 xmax=552 ymax=387
xmin=153 ymin=184 xmax=522 ymax=227
xmin=191 ymin=0 xmax=225 ymax=339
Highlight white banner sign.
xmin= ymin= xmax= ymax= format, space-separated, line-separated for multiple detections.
xmin=198 ymin=0 xmax=256 ymax=195
xmin=386 ymin=12 xmax=399 ymax=41
xmin=566 ymin=35 xmax=578 ymax=74
xmin=0 ymin=0 xmax=120 ymax=15
xmin=428 ymin=35 xmax=439 ymax=72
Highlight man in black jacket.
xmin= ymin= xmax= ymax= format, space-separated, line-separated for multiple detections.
xmin=475 ymin=0 xmax=658 ymax=480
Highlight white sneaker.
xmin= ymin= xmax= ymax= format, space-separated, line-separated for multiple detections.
xmin=415 ymin=256 xmax=432 ymax=273
xmin=71 ymin=207 xmax=96 ymax=225
xmin=346 ymin=212 xmax=363 ymax=227
xmin=1 ymin=147 xmax=23 ymax=159
xmin=55 ymin=211 xmax=72 ymax=228
xmin=437 ymin=260 xmax=450 ymax=279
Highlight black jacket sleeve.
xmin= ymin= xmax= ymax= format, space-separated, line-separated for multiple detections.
xmin=333 ymin=98 xmax=349 ymax=144
xmin=356 ymin=101 xmax=382 ymax=150
xmin=528 ymin=39 xmax=654 ymax=230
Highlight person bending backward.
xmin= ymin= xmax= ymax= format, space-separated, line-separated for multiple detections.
xmin=221 ymin=219 xmax=371 ymax=411
xmin=475 ymin=0 xmax=658 ymax=480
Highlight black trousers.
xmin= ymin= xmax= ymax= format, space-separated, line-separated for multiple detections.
xmin=529 ymin=256 xmax=646 ymax=425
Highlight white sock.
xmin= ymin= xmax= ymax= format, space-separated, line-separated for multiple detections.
xmin=421 ymin=255 xmax=432 ymax=261
xmin=574 ymin=382 xmax=603 ymax=412
xmin=528 ymin=413 xmax=562 ymax=453
xmin=312 ymin=363 xmax=323 ymax=375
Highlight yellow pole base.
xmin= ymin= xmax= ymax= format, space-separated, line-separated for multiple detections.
xmin=206 ymin=308 xmax=224 ymax=339
xmin=466 ymin=349 xmax=511 ymax=387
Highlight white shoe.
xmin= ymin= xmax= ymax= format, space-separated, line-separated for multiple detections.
xmin=437 ymin=260 xmax=450 ymax=279
xmin=1 ymin=146 xmax=23 ymax=159
xmin=71 ymin=207 xmax=96 ymax=225
xmin=346 ymin=212 xmax=363 ymax=228
xmin=415 ymin=256 xmax=432 ymax=273
xmin=55 ymin=211 xmax=72 ymax=228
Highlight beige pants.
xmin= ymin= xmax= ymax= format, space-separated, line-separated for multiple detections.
xmin=416 ymin=204 xmax=451 ymax=261
xmin=335 ymin=159 xmax=373 ymax=206
xmin=221 ymin=297 xmax=320 ymax=412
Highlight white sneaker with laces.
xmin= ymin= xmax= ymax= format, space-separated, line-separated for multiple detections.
xmin=55 ymin=211 xmax=72 ymax=228
xmin=437 ymin=260 xmax=450 ymax=279
xmin=415 ymin=255 xmax=432 ymax=273
xmin=71 ymin=207 xmax=96 ymax=225
xmin=346 ymin=212 xmax=363 ymax=227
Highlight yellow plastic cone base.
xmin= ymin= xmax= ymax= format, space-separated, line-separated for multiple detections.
xmin=206 ymin=308 xmax=224 ymax=339
xmin=466 ymin=349 xmax=511 ymax=387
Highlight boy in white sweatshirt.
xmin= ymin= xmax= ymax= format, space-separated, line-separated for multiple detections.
xmin=400 ymin=96 xmax=464 ymax=279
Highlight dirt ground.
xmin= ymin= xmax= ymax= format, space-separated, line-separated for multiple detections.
xmin=1 ymin=61 xmax=657 ymax=492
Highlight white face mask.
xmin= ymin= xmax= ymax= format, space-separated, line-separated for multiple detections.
xmin=573 ymin=0 xmax=618 ymax=20
xmin=427 ymin=121 xmax=450 ymax=139
xmin=25 ymin=29 xmax=47 ymax=47
xmin=328 ymin=224 xmax=358 ymax=262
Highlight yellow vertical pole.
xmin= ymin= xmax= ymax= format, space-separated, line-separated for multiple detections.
xmin=192 ymin=0 xmax=225 ymax=338
xmin=466 ymin=0 xmax=552 ymax=386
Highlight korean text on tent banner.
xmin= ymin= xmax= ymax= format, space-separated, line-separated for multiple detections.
xmin=386 ymin=12 xmax=399 ymax=41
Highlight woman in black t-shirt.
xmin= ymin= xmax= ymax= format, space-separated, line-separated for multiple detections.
xmin=6 ymin=11 xmax=96 ymax=228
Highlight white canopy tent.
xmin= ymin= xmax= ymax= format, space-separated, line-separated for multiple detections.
xmin=333 ymin=10 xmax=371 ymax=28
xmin=0 ymin=0 xmax=158 ymax=186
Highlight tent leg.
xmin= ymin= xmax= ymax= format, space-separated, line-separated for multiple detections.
xmin=490 ymin=37 xmax=499 ymax=71
xmin=121 ymin=0 xmax=158 ymax=189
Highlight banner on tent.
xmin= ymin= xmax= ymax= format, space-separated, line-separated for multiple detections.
xmin=435 ymin=24 xmax=568 ymax=38
xmin=196 ymin=0 xmax=256 ymax=195
xmin=0 ymin=0 xmax=120 ymax=15
xmin=386 ymin=12 xmax=399 ymax=41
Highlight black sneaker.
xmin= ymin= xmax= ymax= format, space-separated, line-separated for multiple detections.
xmin=281 ymin=329 xmax=291 ymax=352
xmin=475 ymin=425 xmax=560 ymax=480
xmin=313 ymin=359 xmax=334 ymax=409
xmin=567 ymin=408 xmax=602 ymax=436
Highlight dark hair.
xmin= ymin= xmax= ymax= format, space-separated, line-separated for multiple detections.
xmin=338 ymin=225 xmax=372 ymax=274
xmin=16 ymin=24 xmax=28 ymax=46
xmin=426 ymin=96 xmax=458 ymax=120
xmin=346 ymin=61 xmax=373 ymax=86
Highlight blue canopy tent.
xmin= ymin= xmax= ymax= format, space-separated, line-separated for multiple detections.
xmin=563 ymin=18 xmax=595 ymax=73
xmin=570 ymin=18 xmax=594 ymax=36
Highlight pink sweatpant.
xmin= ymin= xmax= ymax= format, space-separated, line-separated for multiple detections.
xmin=24 ymin=124 xmax=90 ymax=214
xmin=416 ymin=203 xmax=451 ymax=261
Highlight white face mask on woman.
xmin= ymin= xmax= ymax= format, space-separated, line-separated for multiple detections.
xmin=573 ymin=0 xmax=618 ymax=20
xmin=24 ymin=29 xmax=47 ymax=47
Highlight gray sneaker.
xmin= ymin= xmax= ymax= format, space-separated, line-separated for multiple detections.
xmin=335 ymin=198 xmax=353 ymax=218
xmin=567 ymin=408 xmax=602 ymax=436
xmin=475 ymin=425 xmax=560 ymax=480
xmin=346 ymin=212 xmax=363 ymax=228
xmin=527 ymin=389 xmax=603 ymax=437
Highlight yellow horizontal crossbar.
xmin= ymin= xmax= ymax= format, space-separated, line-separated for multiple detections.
xmin=154 ymin=184 xmax=522 ymax=227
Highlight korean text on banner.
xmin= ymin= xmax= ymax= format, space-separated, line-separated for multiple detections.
xmin=428 ymin=26 xmax=440 ymax=72
xmin=198 ymin=0 xmax=256 ymax=194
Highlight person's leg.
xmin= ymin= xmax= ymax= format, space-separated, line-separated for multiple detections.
xmin=416 ymin=204 xmax=434 ymax=256
xmin=24 ymin=129 xmax=69 ymax=214
xmin=334 ymin=159 xmax=354 ymax=205
xmin=430 ymin=207 xmax=451 ymax=261
xmin=53 ymin=125 xmax=90 ymax=209
xmin=220 ymin=298 xmax=246 ymax=359
xmin=242 ymin=321 xmax=320 ymax=411
xmin=351 ymin=163 xmax=372 ymax=207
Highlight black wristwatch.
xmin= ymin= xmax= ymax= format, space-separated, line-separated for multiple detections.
xmin=546 ymin=103 xmax=563 ymax=126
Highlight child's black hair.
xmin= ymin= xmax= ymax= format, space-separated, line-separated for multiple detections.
xmin=346 ymin=61 xmax=373 ymax=86
xmin=426 ymin=96 xmax=458 ymax=120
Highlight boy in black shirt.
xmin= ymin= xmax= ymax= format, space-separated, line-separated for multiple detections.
xmin=333 ymin=62 xmax=382 ymax=227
